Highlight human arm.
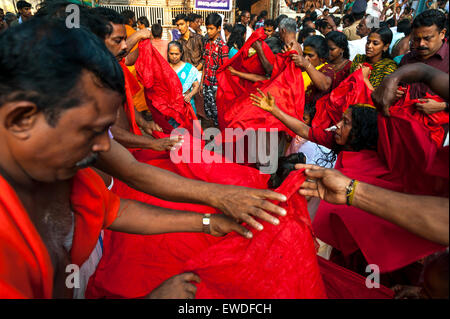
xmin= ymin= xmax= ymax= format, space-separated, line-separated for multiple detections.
xmin=124 ymin=48 xmax=139 ymax=66
xmin=296 ymin=164 xmax=450 ymax=246
xmin=108 ymin=198 xmax=252 ymax=238
xmin=252 ymin=41 xmax=274 ymax=75
xmin=184 ymin=81 xmax=200 ymax=103
xmin=291 ymin=54 xmax=332 ymax=92
xmin=371 ymin=63 xmax=449 ymax=116
xmin=95 ymin=139 xmax=288 ymax=231
xmin=134 ymin=109 xmax=163 ymax=135
xmin=250 ymin=89 xmax=311 ymax=139
xmin=228 ymin=66 xmax=269 ymax=82
xmin=126 ymin=28 xmax=151 ymax=55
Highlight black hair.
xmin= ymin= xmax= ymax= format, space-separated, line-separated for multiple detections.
xmin=397 ymin=18 xmax=412 ymax=36
xmin=386 ymin=18 xmax=395 ymax=28
xmin=331 ymin=15 xmax=341 ymax=27
xmin=379 ymin=21 xmax=388 ymax=28
xmin=227 ymin=24 xmax=246 ymax=50
xmin=187 ymin=13 xmax=197 ymax=22
xmin=310 ymin=11 xmax=318 ymax=22
xmin=326 ymin=30 xmax=350 ymax=59
xmin=343 ymin=13 xmax=355 ymax=25
xmin=120 ymin=9 xmax=135 ymax=23
xmin=302 ymin=17 xmax=314 ymax=28
xmin=223 ymin=23 xmax=233 ymax=33
xmin=240 ymin=10 xmax=250 ymax=18
xmin=36 ymin=1 xmax=115 ymax=40
xmin=92 ymin=7 xmax=125 ymax=25
xmin=0 ymin=17 xmax=124 ymax=126
xmin=321 ymin=105 xmax=378 ymax=165
xmin=174 ymin=13 xmax=188 ymax=24
xmin=167 ymin=40 xmax=183 ymax=60
xmin=258 ymin=10 xmax=268 ymax=20
xmin=412 ymin=9 xmax=446 ymax=31
xmin=17 ymin=1 xmax=31 ymax=10
xmin=205 ymin=12 xmax=221 ymax=28
xmin=353 ymin=11 xmax=365 ymax=21
xmin=264 ymin=19 xmax=275 ymax=28
xmin=323 ymin=8 xmax=329 ymax=13
xmin=151 ymin=23 xmax=162 ymax=38
xmin=275 ymin=14 xmax=288 ymax=29
xmin=303 ymin=35 xmax=329 ymax=60
xmin=138 ymin=16 xmax=149 ymax=28
xmin=369 ymin=26 xmax=393 ymax=59
xmin=298 ymin=27 xmax=315 ymax=44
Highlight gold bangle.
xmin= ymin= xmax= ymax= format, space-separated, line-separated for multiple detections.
xmin=345 ymin=179 xmax=359 ymax=206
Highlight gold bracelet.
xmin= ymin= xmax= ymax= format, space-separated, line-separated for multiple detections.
xmin=345 ymin=179 xmax=359 ymax=206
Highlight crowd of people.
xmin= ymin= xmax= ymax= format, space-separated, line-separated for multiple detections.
xmin=0 ymin=0 xmax=448 ymax=300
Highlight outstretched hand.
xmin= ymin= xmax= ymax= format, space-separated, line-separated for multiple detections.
xmin=151 ymin=135 xmax=184 ymax=151
xmin=250 ymin=88 xmax=277 ymax=113
xmin=296 ymin=164 xmax=352 ymax=205
xmin=215 ymin=184 xmax=288 ymax=232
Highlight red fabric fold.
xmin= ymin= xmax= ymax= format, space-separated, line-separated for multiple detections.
xmin=135 ymin=40 xmax=195 ymax=133
xmin=216 ymin=31 xmax=304 ymax=139
xmin=312 ymin=69 xmax=373 ymax=130
xmin=86 ymin=156 xmax=326 ymax=298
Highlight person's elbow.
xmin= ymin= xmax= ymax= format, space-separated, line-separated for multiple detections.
xmin=317 ymin=77 xmax=332 ymax=92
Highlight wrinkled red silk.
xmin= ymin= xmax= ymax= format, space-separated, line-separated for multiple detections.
xmin=312 ymin=79 xmax=448 ymax=272
xmin=216 ymin=30 xmax=304 ymax=139
xmin=86 ymin=142 xmax=326 ymax=298
xmin=135 ymin=40 xmax=195 ymax=133
xmin=312 ymin=69 xmax=373 ymax=130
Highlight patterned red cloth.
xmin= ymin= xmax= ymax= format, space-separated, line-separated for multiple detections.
xmin=202 ymin=37 xmax=229 ymax=86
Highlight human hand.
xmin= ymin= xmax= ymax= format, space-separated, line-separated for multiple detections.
xmin=250 ymin=88 xmax=278 ymax=113
xmin=213 ymin=184 xmax=288 ymax=231
xmin=150 ymin=135 xmax=184 ymax=151
xmin=296 ymin=164 xmax=352 ymax=205
xmin=146 ymin=273 xmax=200 ymax=299
xmin=184 ymin=93 xmax=192 ymax=103
xmin=251 ymin=40 xmax=263 ymax=51
xmin=209 ymin=214 xmax=253 ymax=238
xmin=142 ymin=120 xmax=163 ymax=135
xmin=228 ymin=66 xmax=238 ymax=75
xmin=138 ymin=28 xmax=152 ymax=40
xmin=415 ymin=99 xmax=446 ymax=115
xmin=290 ymin=53 xmax=310 ymax=69
xmin=371 ymin=74 xmax=400 ymax=117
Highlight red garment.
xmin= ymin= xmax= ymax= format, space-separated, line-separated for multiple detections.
xmin=119 ymin=61 xmax=143 ymax=137
xmin=313 ymin=107 xmax=448 ymax=273
xmin=135 ymin=40 xmax=195 ymax=133
xmin=317 ymin=256 xmax=394 ymax=299
xmin=312 ymin=69 xmax=373 ymax=131
xmin=0 ymin=169 xmax=120 ymax=298
xmin=86 ymin=155 xmax=326 ymax=298
xmin=216 ymin=29 xmax=304 ymax=138
xmin=332 ymin=60 xmax=352 ymax=90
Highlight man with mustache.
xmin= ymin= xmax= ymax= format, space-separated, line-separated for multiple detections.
xmin=91 ymin=7 xmax=181 ymax=152
xmin=399 ymin=9 xmax=449 ymax=114
xmin=0 ymin=17 xmax=254 ymax=299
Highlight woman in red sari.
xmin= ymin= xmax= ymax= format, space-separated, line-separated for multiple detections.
xmin=326 ymin=31 xmax=352 ymax=89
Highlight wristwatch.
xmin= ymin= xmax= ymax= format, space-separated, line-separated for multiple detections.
xmin=202 ymin=214 xmax=211 ymax=234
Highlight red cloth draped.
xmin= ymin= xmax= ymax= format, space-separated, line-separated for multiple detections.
xmin=86 ymin=149 xmax=326 ymax=298
xmin=0 ymin=169 xmax=120 ymax=298
xmin=317 ymin=256 xmax=394 ymax=299
xmin=313 ymin=95 xmax=448 ymax=273
xmin=216 ymin=30 xmax=304 ymax=139
xmin=135 ymin=40 xmax=195 ymax=133
xmin=120 ymin=61 xmax=143 ymax=136
xmin=312 ymin=69 xmax=373 ymax=130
